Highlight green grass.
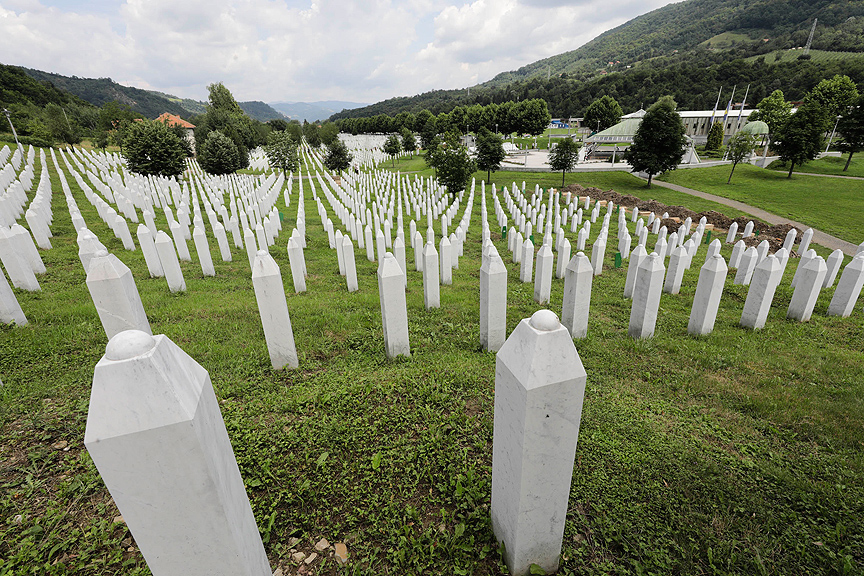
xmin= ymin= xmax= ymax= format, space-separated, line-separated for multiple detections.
xmin=767 ymin=155 xmax=864 ymax=179
xmin=746 ymin=49 xmax=864 ymax=65
xmin=1 ymin=141 xmax=863 ymax=575
xmin=700 ymin=31 xmax=753 ymax=49
xmin=659 ymin=163 xmax=864 ymax=245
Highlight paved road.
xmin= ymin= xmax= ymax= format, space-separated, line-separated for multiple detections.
xmin=649 ymin=179 xmax=860 ymax=256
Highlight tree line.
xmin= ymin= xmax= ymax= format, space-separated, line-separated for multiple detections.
xmin=336 ymin=98 xmax=551 ymax=142
xmin=330 ymin=51 xmax=864 ymax=123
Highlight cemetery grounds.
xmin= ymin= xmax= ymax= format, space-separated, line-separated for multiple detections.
xmin=1 ymin=140 xmax=863 ymax=576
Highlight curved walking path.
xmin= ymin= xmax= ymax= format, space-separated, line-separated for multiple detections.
xmin=648 ymin=179 xmax=859 ymax=256
xmin=793 ymin=172 xmax=864 ymax=181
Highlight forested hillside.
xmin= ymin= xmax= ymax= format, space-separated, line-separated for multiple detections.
xmin=332 ymin=0 xmax=864 ymax=122
xmin=484 ymin=0 xmax=864 ymax=87
xmin=237 ymin=101 xmax=286 ymax=122
xmin=21 ymin=67 xmax=189 ymax=119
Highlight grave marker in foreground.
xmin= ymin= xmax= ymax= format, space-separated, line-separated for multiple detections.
xmin=491 ymin=310 xmax=587 ymax=576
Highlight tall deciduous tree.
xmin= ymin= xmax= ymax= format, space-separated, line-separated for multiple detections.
xmin=837 ymin=95 xmax=864 ymax=171
xmin=198 ymin=130 xmax=241 ymax=175
xmin=809 ymin=75 xmax=859 ymax=125
xmin=475 ymin=127 xmax=506 ymax=183
xmin=626 ymin=96 xmax=688 ymax=187
xmin=749 ymin=90 xmax=792 ymax=143
xmin=324 ymin=138 xmax=353 ymax=173
xmin=583 ymin=95 xmax=623 ymax=133
xmin=774 ymin=97 xmax=827 ymax=178
xmin=319 ymin=122 xmax=340 ymax=146
xmin=434 ymin=132 xmax=477 ymax=197
xmin=383 ymin=134 xmax=402 ymax=167
xmin=548 ymin=138 xmax=580 ymax=187
xmin=519 ymin=99 xmax=552 ymax=137
xmin=194 ymin=83 xmax=256 ymax=170
xmin=264 ymin=130 xmax=299 ymax=173
xmin=400 ymin=127 xmax=417 ymax=155
xmin=122 ymin=120 xmax=187 ymax=177
xmin=303 ymin=120 xmax=321 ymax=148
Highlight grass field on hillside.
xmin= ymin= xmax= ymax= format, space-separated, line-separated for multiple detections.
xmin=1 ymin=142 xmax=863 ymax=576
xmin=659 ymin=163 xmax=864 ymax=245
xmin=767 ymin=155 xmax=864 ymax=179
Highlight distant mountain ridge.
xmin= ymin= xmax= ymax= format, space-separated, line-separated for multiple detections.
xmin=270 ymin=100 xmax=368 ymax=122
xmin=12 ymin=66 xmax=360 ymax=124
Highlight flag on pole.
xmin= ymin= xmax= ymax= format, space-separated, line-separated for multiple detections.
xmin=722 ymin=86 xmax=736 ymax=126
xmin=734 ymin=84 xmax=750 ymax=133
xmin=709 ymin=87 xmax=722 ymax=124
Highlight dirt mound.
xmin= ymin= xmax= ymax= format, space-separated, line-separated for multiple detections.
xmin=560 ymin=183 xmax=801 ymax=250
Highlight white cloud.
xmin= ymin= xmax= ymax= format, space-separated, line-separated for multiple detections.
xmin=0 ymin=0 xmax=678 ymax=105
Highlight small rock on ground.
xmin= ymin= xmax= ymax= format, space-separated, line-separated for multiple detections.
xmin=304 ymin=552 xmax=318 ymax=564
xmin=292 ymin=551 xmax=306 ymax=563
xmin=334 ymin=542 xmax=349 ymax=564
xmin=314 ymin=537 xmax=330 ymax=551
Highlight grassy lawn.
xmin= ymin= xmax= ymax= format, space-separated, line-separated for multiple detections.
xmin=659 ymin=163 xmax=864 ymax=245
xmin=1 ymin=142 xmax=863 ymax=575
xmin=767 ymin=155 xmax=864 ymax=179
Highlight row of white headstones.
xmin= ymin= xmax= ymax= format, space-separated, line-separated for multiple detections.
xmin=4 ymin=138 xmax=864 ymax=576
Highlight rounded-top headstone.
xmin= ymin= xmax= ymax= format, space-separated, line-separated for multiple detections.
xmin=529 ymin=309 xmax=560 ymax=331
xmin=105 ymin=330 xmax=157 ymax=361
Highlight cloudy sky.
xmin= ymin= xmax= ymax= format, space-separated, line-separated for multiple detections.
xmin=1 ymin=0 xmax=679 ymax=105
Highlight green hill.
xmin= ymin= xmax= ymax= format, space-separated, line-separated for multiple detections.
xmin=332 ymin=0 xmax=864 ymax=123
xmin=481 ymin=0 xmax=864 ymax=87
xmin=20 ymin=67 xmax=190 ymax=120
xmin=146 ymin=91 xmax=286 ymax=122
xmin=0 ymin=64 xmax=91 ymax=109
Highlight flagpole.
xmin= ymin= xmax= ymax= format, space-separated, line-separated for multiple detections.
xmin=734 ymin=84 xmax=750 ymax=133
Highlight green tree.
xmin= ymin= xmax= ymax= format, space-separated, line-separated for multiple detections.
xmin=583 ymin=95 xmax=623 ymax=133
xmin=725 ymin=132 xmax=757 ymax=184
xmin=43 ymin=103 xmax=80 ymax=145
xmin=705 ymin=121 xmax=724 ymax=151
xmin=268 ymin=118 xmax=290 ymax=132
xmin=207 ymin=82 xmax=243 ymax=114
xmin=324 ymin=138 xmax=353 ymax=173
xmin=122 ymin=119 xmax=187 ymax=177
xmin=434 ymin=132 xmax=476 ymax=197
xmin=518 ymin=99 xmax=552 ymax=136
xmin=319 ymin=122 xmax=340 ymax=146
xmin=383 ymin=134 xmax=402 ymax=167
xmin=809 ymin=75 xmax=859 ymax=126
xmin=837 ymin=95 xmax=864 ymax=171
xmin=264 ymin=129 xmax=299 ymax=173
xmin=93 ymin=128 xmax=109 ymax=151
xmin=193 ymin=83 xmax=255 ymax=169
xmin=475 ymin=127 xmax=506 ymax=184
xmin=198 ymin=130 xmax=241 ymax=175
xmin=749 ymin=90 xmax=792 ymax=144
xmin=418 ymin=112 xmax=438 ymax=149
xmin=774 ymin=97 xmax=827 ymax=178
xmin=548 ymin=137 xmax=580 ymax=187
xmin=400 ymin=127 xmax=417 ymax=155
xmin=303 ymin=120 xmax=321 ymax=148
xmin=626 ymin=96 xmax=688 ymax=187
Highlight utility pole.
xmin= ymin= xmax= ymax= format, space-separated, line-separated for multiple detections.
xmin=804 ymin=19 xmax=817 ymax=56
xmin=3 ymin=108 xmax=23 ymax=161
